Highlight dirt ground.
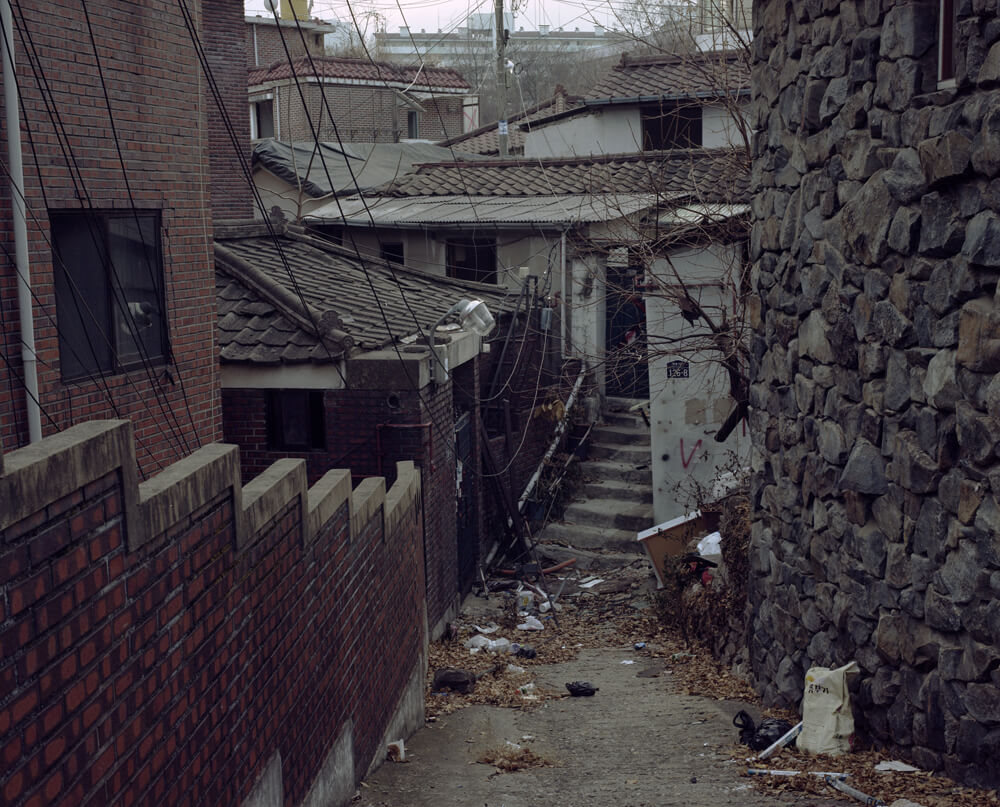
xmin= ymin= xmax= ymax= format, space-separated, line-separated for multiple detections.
xmin=355 ymin=559 xmax=994 ymax=807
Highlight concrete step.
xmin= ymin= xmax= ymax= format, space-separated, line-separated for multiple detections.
xmin=588 ymin=443 xmax=650 ymax=464
xmin=562 ymin=499 xmax=653 ymax=533
xmin=535 ymin=521 xmax=645 ymax=554
xmin=580 ymin=479 xmax=653 ymax=504
xmin=601 ymin=410 xmax=647 ymax=428
xmin=533 ymin=543 xmax=653 ymax=572
xmin=590 ymin=424 xmax=650 ymax=446
xmin=578 ymin=459 xmax=652 ymax=485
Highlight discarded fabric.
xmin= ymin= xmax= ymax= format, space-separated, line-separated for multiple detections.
xmin=734 ymin=710 xmax=795 ymax=751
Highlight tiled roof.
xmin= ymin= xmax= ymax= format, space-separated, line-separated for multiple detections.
xmin=247 ymin=56 xmax=470 ymax=90
xmin=586 ymin=51 xmax=750 ymax=101
xmin=375 ymin=149 xmax=749 ymax=202
xmin=216 ymin=225 xmax=509 ymax=365
xmin=440 ymin=87 xmax=583 ymax=156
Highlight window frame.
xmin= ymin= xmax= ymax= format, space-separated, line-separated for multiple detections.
xmin=406 ymin=109 xmax=419 ymax=139
xmin=266 ymin=389 xmax=327 ymax=451
xmin=445 ymin=237 xmax=498 ymax=284
xmin=51 ymin=208 xmax=169 ymax=381
xmin=251 ymin=96 xmax=276 ymax=140
xmin=640 ymin=101 xmax=702 ymax=150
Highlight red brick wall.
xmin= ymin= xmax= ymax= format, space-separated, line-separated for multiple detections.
xmin=205 ymin=1 xmax=254 ymax=220
xmin=268 ymin=82 xmax=465 ymax=143
xmin=0 ymin=1 xmax=220 ymax=477
xmin=0 ymin=425 xmax=425 ymax=807
xmin=247 ymin=20 xmax=325 ymax=69
xmin=222 ymin=382 xmax=461 ymax=630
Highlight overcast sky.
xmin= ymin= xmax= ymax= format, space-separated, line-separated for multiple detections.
xmin=243 ymin=0 xmax=623 ymax=36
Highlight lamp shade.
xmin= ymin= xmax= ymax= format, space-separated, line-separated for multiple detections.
xmin=456 ymin=299 xmax=495 ymax=336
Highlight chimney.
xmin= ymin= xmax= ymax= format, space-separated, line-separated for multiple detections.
xmin=280 ymin=0 xmax=309 ymax=20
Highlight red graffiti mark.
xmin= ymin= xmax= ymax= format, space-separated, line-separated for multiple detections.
xmin=680 ymin=438 xmax=703 ymax=469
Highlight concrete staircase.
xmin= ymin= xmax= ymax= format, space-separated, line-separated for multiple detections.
xmin=536 ymin=398 xmax=654 ymax=554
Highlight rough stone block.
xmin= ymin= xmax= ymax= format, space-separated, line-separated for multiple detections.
xmin=962 ymin=211 xmax=1000 ymax=266
xmin=956 ymin=297 xmax=1000 ymax=372
xmin=918 ymin=132 xmax=972 ymax=186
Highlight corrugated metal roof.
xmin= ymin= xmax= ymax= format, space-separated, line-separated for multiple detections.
xmin=307 ymin=193 xmax=665 ymax=225
xmin=658 ymin=203 xmax=751 ymax=225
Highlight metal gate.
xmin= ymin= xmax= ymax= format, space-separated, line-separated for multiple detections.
xmin=454 ymin=411 xmax=478 ymax=593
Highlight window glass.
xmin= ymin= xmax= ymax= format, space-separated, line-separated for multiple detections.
xmin=52 ymin=210 xmax=167 ymax=380
xmin=268 ymin=390 xmax=325 ymax=450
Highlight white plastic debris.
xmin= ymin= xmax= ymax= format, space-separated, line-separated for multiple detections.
xmin=506 ymin=663 xmax=526 ymax=674
xmin=578 ymin=577 xmax=605 ymax=589
xmin=517 ymin=616 xmax=544 ymax=631
xmin=875 ymin=761 xmax=920 ymax=773
xmin=621 ymin=660 xmax=636 ymax=665
xmin=474 ymin=622 xmax=501 ymax=634
xmin=387 ymin=740 xmax=406 ymax=762
xmin=696 ymin=531 xmax=722 ymax=556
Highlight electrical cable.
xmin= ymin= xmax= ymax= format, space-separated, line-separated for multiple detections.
xmin=9 ymin=4 xmax=195 ymax=459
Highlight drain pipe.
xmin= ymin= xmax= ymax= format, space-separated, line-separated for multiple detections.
xmin=2 ymin=0 xmax=41 ymax=443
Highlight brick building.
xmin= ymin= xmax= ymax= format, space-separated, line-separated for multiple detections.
xmin=215 ymin=222 xmax=550 ymax=628
xmin=246 ymin=13 xmax=345 ymax=70
xmin=247 ymin=56 xmax=474 ymax=143
xmin=0 ymin=1 xmax=251 ymax=478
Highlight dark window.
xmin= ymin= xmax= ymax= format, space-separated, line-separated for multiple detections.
xmin=939 ymin=0 xmax=956 ymax=83
xmin=446 ymin=238 xmax=497 ymax=284
xmin=267 ymin=389 xmax=326 ymax=450
xmin=407 ymin=110 xmax=419 ymax=139
xmin=254 ymin=99 xmax=275 ymax=139
xmin=640 ymin=102 xmax=702 ymax=150
xmin=381 ymin=242 xmax=405 ymax=264
xmin=51 ymin=209 xmax=167 ymax=380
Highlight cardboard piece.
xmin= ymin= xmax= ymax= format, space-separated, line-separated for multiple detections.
xmin=636 ymin=510 xmax=721 ymax=588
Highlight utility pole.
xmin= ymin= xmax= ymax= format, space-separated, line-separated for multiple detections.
xmin=495 ymin=0 xmax=509 ymax=157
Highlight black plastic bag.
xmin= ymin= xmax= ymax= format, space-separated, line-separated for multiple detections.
xmin=733 ymin=710 xmax=794 ymax=751
xmin=565 ymin=681 xmax=599 ymax=696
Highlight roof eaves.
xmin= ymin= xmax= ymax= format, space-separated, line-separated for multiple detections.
xmin=215 ymin=241 xmax=353 ymax=359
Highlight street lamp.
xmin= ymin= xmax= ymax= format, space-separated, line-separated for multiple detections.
xmin=428 ymin=298 xmax=495 ymax=383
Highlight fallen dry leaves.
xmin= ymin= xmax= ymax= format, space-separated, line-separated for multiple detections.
xmin=478 ymin=744 xmax=553 ymax=774
xmin=738 ymin=746 xmax=1000 ymax=807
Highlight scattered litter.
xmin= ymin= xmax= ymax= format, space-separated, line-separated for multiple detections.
xmin=696 ymin=531 xmax=722 ymax=556
xmin=875 ymin=760 xmax=920 ymax=773
xmin=565 ymin=681 xmax=598 ymax=696
xmin=734 ymin=710 xmax=795 ymax=751
xmin=432 ymin=667 xmax=477 ymax=694
xmin=505 ymin=663 xmax=525 ymax=674
xmin=800 ymin=662 xmax=860 ymax=756
xmin=478 ymin=744 xmax=551 ymax=773
xmin=521 ymin=735 xmax=534 ymax=742
xmin=747 ymin=769 xmax=847 ymax=779
xmin=578 ymin=577 xmax=605 ymax=589
xmin=518 ymin=683 xmax=535 ymax=695
xmin=516 ymin=590 xmax=533 ymax=611
xmin=825 ymin=774 xmax=886 ymax=806
xmin=517 ymin=616 xmax=544 ymax=631
xmin=513 ymin=644 xmax=537 ymax=659
xmin=634 ymin=642 xmax=646 ymax=650
xmin=670 ymin=652 xmax=695 ymax=662
xmin=752 ymin=721 xmax=803 ymax=761
xmin=473 ymin=622 xmax=501 ymax=634
xmin=386 ymin=740 xmax=406 ymax=762
xmin=620 ymin=660 xmax=636 ymax=665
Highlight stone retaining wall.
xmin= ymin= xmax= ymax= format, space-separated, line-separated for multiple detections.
xmin=749 ymin=0 xmax=1000 ymax=785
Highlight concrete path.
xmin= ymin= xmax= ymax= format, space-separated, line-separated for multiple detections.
xmin=357 ymin=646 xmax=836 ymax=807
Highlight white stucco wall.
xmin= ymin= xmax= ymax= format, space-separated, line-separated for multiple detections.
xmin=701 ymin=103 xmax=747 ymax=149
xmin=253 ymin=168 xmax=330 ymax=222
xmin=645 ymin=244 xmax=748 ymax=524
xmin=524 ymin=108 xmax=642 ymax=158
